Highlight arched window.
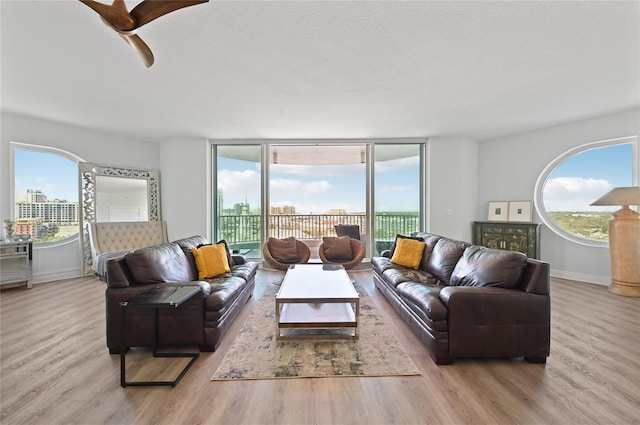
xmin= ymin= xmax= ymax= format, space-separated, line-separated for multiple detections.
xmin=11 ymin=144 xmax=83 ymax=245
xmin=534 ymin=137 xmax=637 ymax=247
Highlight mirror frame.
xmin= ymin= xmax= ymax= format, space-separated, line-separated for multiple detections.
xmin=79 ymin=162 xmax=161 ymax=275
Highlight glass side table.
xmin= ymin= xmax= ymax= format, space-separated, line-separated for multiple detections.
xmin=119 ymin=285 xmax=200 ymax=388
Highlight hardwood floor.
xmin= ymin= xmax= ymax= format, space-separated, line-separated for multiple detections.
xmin=1 ymin=269 xmax=639 ymax=425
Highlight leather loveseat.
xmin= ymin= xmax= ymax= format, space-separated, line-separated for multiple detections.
xmin=372 ymin=232 xmax=550 ymax=365
xmin=104 ymin=235 xmax=258 ymax=354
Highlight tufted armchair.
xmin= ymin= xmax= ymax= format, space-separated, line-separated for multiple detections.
xmin=89 ymin=221 xmax=168 ymax=280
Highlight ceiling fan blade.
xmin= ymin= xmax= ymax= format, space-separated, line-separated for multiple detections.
xmin=111 ymin=0 xmax=128 ymax=12
xmin=119 ymin=33 xmax=155 ymax=68
xmin=79 ymin=0 xmax=136 ymax=31
xmin=130 ymin=0 xmax=209 ymax=28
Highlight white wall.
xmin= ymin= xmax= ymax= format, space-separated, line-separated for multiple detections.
xmin=159 ymin=138 xmax=211 ymax=241
xmin=478 ymin=107 xmax=640 ymax=284
xmin=4 ymin=108 xmax=638 ymax=284
xmin=427 ymin=136 xmax=479 ymax=241
xmin=1 ymin=111 xmax=161 ymax=283
xmin=96 ymin=192 xmax=149 ymax=222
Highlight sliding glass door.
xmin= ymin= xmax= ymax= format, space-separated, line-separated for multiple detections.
xmin=373 ymin=144 xmax=424 ymax=255
xmin=267 ymin=144 xmax=367 ymax=241
xmin=213 ymin=141 xmax=426 ymax=260
xmin=213 ymin=145 xmax=262 ymax=256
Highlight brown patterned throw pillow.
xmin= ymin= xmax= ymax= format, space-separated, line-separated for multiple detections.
xmin=268 ymin=237 xmax=299 ymax=262
xmin=322 ymin=236 xmax=353 ymax=261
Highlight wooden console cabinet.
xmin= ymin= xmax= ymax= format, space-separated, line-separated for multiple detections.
xmin=0 ymin=241 xmax=33 ymax=289
xmin=473 ymin=221 xmax=540 ymax=259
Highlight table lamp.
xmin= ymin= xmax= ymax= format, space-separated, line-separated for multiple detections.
xmin=590 ymin=186 xmax=640 ymax=297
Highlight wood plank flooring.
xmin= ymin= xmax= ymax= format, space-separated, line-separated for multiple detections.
xmin=1 ymin=269 xmax=639 ymax=425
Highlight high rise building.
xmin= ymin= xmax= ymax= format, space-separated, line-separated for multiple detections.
xmin=270 ymin=205 xmax=296 ymax=215
xmin=16 ymin=189 xmax=79 ymax=224
xmin=26 ymin=189 xmax=48 ymax=203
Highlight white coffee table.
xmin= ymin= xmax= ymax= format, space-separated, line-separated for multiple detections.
xmin=275 ymin=264 xmax=360 ymax=339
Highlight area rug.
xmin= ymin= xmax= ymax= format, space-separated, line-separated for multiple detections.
xmin=211 ymin=277 xmax=421 ymax=380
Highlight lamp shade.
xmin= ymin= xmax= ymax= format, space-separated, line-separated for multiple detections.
xmin=590 ymin=186 xmax=640 ymax=207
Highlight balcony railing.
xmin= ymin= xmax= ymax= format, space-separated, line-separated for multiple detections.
xmin=218 ymin=213 xmax=420 ymax=256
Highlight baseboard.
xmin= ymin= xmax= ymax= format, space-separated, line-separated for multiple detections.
xmin=550 ymin=269 xmax=609 ymax=286
xmin=33 ymin=268 xmax=83 ymax=284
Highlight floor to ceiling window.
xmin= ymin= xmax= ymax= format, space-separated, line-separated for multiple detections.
xmin=212 ymin=141 xmax=426 ymax=259
xmin=267 ymin=144 xmax=367 ymax=240
xmin=374 ymin=144 xmax=423 ymax=254
xmin=214 ymin=145 xmax=263 ymax=254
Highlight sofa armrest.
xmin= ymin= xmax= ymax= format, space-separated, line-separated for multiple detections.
xmin=521 ymin=259 xmax=550 ymax=295
xmin=380 ymin=250 xmax=392 ymax=258
xmin=106 ymin=257 xmax=134 ymax=288
xmin=439 ymin=286 xmax=550 ymax=326
xmin=440 ymin=286 xmax=550 ymax=359
xmin=231 ymin=254 xmax=248 ymax=265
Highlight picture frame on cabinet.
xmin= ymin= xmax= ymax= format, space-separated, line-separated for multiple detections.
xmin=487 ymin=201 xmax=509 ymax=221
xmin=508 ymin=201 xmax=532 ymax=222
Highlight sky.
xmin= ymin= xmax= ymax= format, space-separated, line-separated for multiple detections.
xmin=543 ymin=142 xmax=633 ymax=212
xmin=14 ymin=149 xmax=78 ymax=202
xmin=218 ymin=154 xmax=421 ymax=214
xmin=13 ymin=142 xmax=634 ymax=214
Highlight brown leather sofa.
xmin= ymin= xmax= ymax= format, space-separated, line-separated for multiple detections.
xmin=372 ymin=232 xmax=550 ymax=365
xmin=104 ymin=235 xmax=258 ymax=354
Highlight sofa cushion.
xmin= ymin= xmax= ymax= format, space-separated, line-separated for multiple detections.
xmin=124 ymin=242 xmax=192 ymax=284
xmin=174 ymin=235 xmax=209 ymax=280
xmin=426 ymin=238 xmax=470 ymax=285
xmin=322 ymin=236 xmax=353 ymax=260
xmin=371 ymin=256 xmax=394 ymax=274
xmin=450 ymin=246 xmax=527 ymax=288
xmin=390 ymin=237 xmax=425 ymax=269
xmin=268 ymin=237 xmax=299 ymax=262
xmin=414 ymin=233 xmax=442 ymax=270
xmin=192 ymin=243 xmax=231 ymax=279
xmin=229 ymin=262 xmax=259 ymax=282
xmin=204 ymin=276 xmax=248 ymax=311
xmin=334 ymin=224 xmax=361 ymax=240
xmin=396 ymin=282 xmax=448 ymax=322
xmin=382 ymin=267 xmax=438 ymax=287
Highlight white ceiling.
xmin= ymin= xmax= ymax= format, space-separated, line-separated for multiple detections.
xmin=1 ymin=1 xmax=638 ymax=143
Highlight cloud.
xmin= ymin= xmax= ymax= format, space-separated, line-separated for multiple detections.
xmin=217 ymin=169 xmax=260 ymax=205
xmin=270 ymin=178 xmax=332 ymax=197
xmin=543 ymin=177 xmax=615 ymax=211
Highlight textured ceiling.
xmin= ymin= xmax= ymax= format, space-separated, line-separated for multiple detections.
xmin=1 ymin=1 xmax=638 ymax=143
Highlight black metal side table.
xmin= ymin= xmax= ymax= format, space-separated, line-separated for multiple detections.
xmin=120 ymin=285 xmax=200 ymax=388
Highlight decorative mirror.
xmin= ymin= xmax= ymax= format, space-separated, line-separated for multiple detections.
xmin=79 ymin=162 xmax=160 ymax=275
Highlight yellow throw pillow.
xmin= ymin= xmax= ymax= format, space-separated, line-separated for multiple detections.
xmin=390 ymin=237 xmax=425 ymax=269
xmin=192 ymin=243 xmax=231 ymax=279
